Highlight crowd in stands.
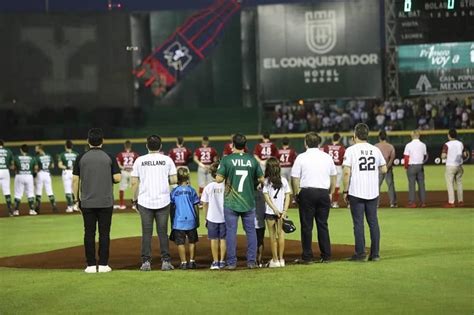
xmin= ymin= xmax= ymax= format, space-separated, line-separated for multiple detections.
xmin=270 ymin=97 xmax=473 ymax=133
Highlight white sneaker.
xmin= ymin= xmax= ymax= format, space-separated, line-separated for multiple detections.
xmin=113 ymin=205 xmax=121 ymax=209
xmin=269 ymin=259 xmax=281 ymax=268
xmin=132 ymin=205 xmax=137 ymax=211
xmin=118 ymin=205 xmax=126 ymax=210
xmin=73 ymin=204 xmax=80 ymax=212
xmin=279 ymin=259 xmax=285 ymax=267
xmin=98 ymin=265 xmax=112 ymax=273
xmin=332 ymin=203 xmax=340 ymax=208
xmin=29 ymin=209 xmax=38 ymax=216
xmin=13 ymin=210 xmax=20 ymax=216
xmin=84 ymin=266 xmax=97 ymax=273
xmin=66 ymin=207 xmax=73 ymax=213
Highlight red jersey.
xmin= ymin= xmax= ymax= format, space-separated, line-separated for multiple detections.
xmin=194 ymin=146 xmax=218 ymax=165
xmin=168 ymin=146 xmax=192 ymax=167
xmin=223 ymin=142 xmax=248 ymax=156
xmin=323 ymin=143 xmax=345 ymax=166
xmin=277 ymin=148 xmax=297 ymax=168
xmin=116 ymin=151 xmax=140 ymax=171
xmin=254 ymin=142 xmax=278 ymax=161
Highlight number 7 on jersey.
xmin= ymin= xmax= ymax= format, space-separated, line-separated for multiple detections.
xmin=236 ymin=170 xmax=248 ymax=192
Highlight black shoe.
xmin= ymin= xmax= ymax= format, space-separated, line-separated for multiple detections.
xmin=348 ymin=255 xmax=367 ymax=262
xmin=368 ymin=256 xmax=380 ymax=262
xmin=180 ymin=262 xmax=187 ymax=270
xmin=294 ymin=259 xmax=314 ymax=265
xmin=318 ymin=258 xmax=331 ymax=264
xmin=188 ymin=261 xmax=197 ymax=269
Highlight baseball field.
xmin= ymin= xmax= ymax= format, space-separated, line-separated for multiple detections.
xmin=0 ymin=165 xmax=473 ymax=314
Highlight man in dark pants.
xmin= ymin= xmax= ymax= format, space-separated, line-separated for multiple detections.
xmin=291 ymin=132 xmax=336 ymax=263
xmin=131 ymin=135 xmax=178 ymax=271
xmin=343 ymin=123 xmax=387 ymax=261
xmin=73 ymin=128 xmax=121 ymax=273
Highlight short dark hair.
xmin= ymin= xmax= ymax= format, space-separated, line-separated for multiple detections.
xmin=263 ymin=132 xmax=270 ymax=140
xmin=282 ymin=137 xmax=290 ymax=146
xmin=209 ymin=161 xmax=220 ymax=179
xmin=147 ymin=135 xmax=162 ymax=151
xmin=332 ymin=133 xmax=341 ymax=142
xmin=65 ymin=140 xmax=73 ymax=149
xmin=305 ymin=132 xmax=320 ymax=148
xmin=88 ymin=128 xmax=104 ymax=147
xmin=21 ymin=144 xmax=29 ymax=153
xmin=177 ymin=137 xmax=184 ymax=145
xmin=124 ymin=140 xmax=131 ymax=147
xmin=202 ymin=136 xmax=209 ymax=142
xmin=379 ymin=130 xmax=387 ymax=141
xmin=448 ymin=128 xmax=457 ymax=139
xmin=354 ymin=123 xmax=369 ymax=141
xmin=233 ymin=133 xmax=247 ymax=150
xmin=0 ymin=139 xmax=4 ymax=146
xmin=177 ymin=167 xmax=190 ymax=184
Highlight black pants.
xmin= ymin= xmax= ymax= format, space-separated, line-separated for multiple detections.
xmin=82 ymin=207 xmax=113 ymax=266
xmin=348 ymin=195 xmax=380 ymax=258
xmin=298 ymin=188 xmax=331 ymax=261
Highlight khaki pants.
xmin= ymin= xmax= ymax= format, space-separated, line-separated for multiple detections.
xmin=445 ymin=166 xmax=463 ymax=203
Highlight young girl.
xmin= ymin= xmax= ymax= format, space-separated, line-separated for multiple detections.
xmin=170 ymin=168 xmax=200 ymax=270
xmin=262 ymin=157 xmax=291 ymax=268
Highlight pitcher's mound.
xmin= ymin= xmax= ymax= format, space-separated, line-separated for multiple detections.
xmin=0 ymin=235 xmax=355 ymax=270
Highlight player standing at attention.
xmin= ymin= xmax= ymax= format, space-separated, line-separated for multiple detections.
xmin=403 ymin=130 xmax=427 ymax=208
xmin=168 ymin=137 xmax=193 ymax=171
xmin=277 ymin=137 xmax=297 ymax=184
xmin=343 ymin=123 xmax=387 ymax=262
xmin=253 ymin=132 xmax=278 ymax=173
xmin=194 ymin=136 xmax=218 ymax=197
xmin=58 ymin=140 xmax=79 ymax=213
xmin=13 ymin=144 xmax=38 ymax=216
xmin=216 ymin=133 xmax=264 ymax=269
xmin=0 ymin=140 xmax=14 ymax=216
xmin=34 ymin=144 xmax=58 ymax=213
xmin=115 ymin=140 xmax=140 ymax=210
xmin=322 ymin=133 xmax=345 ymax=208
xmin=441 ymin=129 xmax=466 ymax=208
xmin=223 ymin=134 xmax=248 ymax=156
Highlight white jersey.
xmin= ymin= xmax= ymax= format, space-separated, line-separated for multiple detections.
xmin=131 ymin=153 xmax=177 ymax=209
xmin=201 ymin=181 xmax=225 ymax=223
xmin=443 ymin=140 xmax=464 ymax=167
xmin=262 ymin=177 xmax=291 ymax=215
xmin=343 ymin=142 xmax=386 ymax=200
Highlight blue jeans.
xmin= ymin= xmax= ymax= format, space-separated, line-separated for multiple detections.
xmin=224 ymin=208 xmax=257 ymax=266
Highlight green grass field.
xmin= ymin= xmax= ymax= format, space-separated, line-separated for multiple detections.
xmin=2 ymin=165 xmax=473 ymax=204
xmin=0 ymin=165 xmax=473 ymax=314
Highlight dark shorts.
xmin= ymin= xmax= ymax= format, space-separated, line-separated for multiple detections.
xmin=265 ymin=214 xmax=280 ymax=220
xmin=207 ymin=221 xmax=226 ymax=240
xmin=256 ymin=227 xmax=265 ymax=247
xmin=173 ymin=229 xmax=199 ymax=245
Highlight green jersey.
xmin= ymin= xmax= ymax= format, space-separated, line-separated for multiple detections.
xmin=217 ymin=152 xmax=263 ymax=212
xmin=59 ymin=151 xmax=79 ymax=170
xmin=0 ymin=147 xmax=13 ymax=170
xmin=14 ymin=154 xmax=36 ymax=175
xmin=36 ymin=153 xmax=53 ymax=172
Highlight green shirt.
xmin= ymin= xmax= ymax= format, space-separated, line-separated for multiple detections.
xmin=14 ymin=155 xmax=36 ymax=175
xmin=36 ymin=153 xmax=53 ymax=172
xmin=217 ymin=152 xmax=263 ymax=212
xmin=0 ymin=147 xmax=13 ymax=170
xmin=59 ymin=151 xmax=79 ymax=170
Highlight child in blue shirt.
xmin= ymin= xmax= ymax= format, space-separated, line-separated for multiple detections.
xmin=170 ymin=168 xmax=200 ymax=269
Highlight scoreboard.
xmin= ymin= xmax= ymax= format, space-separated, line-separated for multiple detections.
xmin=396 ymin=0 xmax=474 ymax=44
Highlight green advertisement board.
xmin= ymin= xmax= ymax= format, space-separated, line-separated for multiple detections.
xmin=398 ymin=42 xmax=474 ymax=96
xmin=257 ymin=0 xmax=383 ymax=101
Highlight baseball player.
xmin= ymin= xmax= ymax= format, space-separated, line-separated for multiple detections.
xmin=441 ymin=129 xmax=466 ymax=208
xmin=0 ymin=140 xmax=14 ymax=216
xmin=115 ymin=140 xmax=140 ymax=210
xmin=168 ymin=137 xmax=193 ymax=171
xmin=277 ymin=137 xmax=297 ymax=183
xmin=193 ymin=136 xmax=218 ymax=197
xmin=253 ymin=132 xmax=278 ymax=173
xmin=34 ymin=144 xmax=58 ymax=213
xmin=13 ymin=144 xmax=38 ymax=216
xmin=58 ymin=140 xmax=79 ymax=213
xmin=223 ymin=135 xmax=248 ymax=156
xmin=322 ymin=133 xmax=346 ymax=208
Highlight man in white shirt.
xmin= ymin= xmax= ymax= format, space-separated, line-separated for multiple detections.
xmin=291 ymin=132 xmax=337 ymax=264
xmin=403 ymin=130 xmax=427 ymax=208
xmin=441 ymin=129 xmax=466 ymax=207
xmin=343 ymin=123 xmax=387 ymax=262
xmin=131 ymin=135 xmax=178 ymax=272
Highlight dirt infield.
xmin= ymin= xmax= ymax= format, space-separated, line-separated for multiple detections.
xmin=0 ymin=235 xmax=355 ymax=270
xmin=1 ymin=190 xmax=472 ymax=218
